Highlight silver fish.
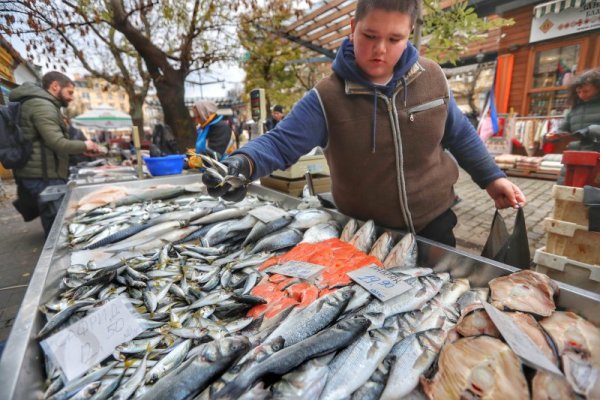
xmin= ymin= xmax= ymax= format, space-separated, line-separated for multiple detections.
xmin=300 ymin=221 xmax=339 ymax=243
xmin=288 ymin=209 xmax=332 ymax=230
xmin=213 ymin=316 xmax=371 ymax=400
xmin=265 ymin=289 xmax=354 ymax=347
xmin=145 ymin=339 xmax=192 ymax=383
xmin=271 ymin=357 xmax=330 ymax=399
xmin=137 ymin=336 xmax=251 ymax=400
xmin=350 ymin=220 xmax=377 ymax=253
xmin=368 ymin=232 xmax=395 ymax=262
xmin=383 ymin=232 xmax=418 ymax=269
xmin=380 ymin=329 xmax=446 ymax=399
xmin=249 ymin=228 xmax=303 ymax=254
xmin=340 ymin=219 xmax=359 ymax=242
xmin=320 ymin=326 xmax=398 ymax=400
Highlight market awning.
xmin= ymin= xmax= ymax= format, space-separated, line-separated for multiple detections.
xmin=533 ymin=0 xmax=594 ymax=19
xmin=73 ymin=105 xmax=133 ymax=130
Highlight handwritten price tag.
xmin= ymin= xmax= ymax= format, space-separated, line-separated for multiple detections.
xmin=41 ymin=296 xmax=144 ymax=381
xmin=347 ymin=264 xmax=412 ymax=302
xmin=249 ymin=205 xmax=289 ymax=223
xmin=267 ymin=261 xmax=325 ymax=280
xmin=482 ymin=301 xmax=562 ymax=375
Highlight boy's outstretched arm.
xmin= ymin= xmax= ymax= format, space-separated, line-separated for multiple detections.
xmin=485 ymin=177 xmax=527 ymax=209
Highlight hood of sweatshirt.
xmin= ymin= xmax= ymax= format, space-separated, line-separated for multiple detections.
xmin=332 ymin=38 xmax=419 ymax=98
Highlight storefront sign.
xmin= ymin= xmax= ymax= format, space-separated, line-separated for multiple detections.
xmin=530 ymin=2 xmax=600 ymax=43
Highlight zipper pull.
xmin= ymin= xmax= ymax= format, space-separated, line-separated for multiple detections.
xmin=409 ymin=113 xmax=414 ymax=122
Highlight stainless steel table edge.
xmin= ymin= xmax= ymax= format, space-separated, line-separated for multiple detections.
xmin=1 ymin=176 xmax=598 ymax=398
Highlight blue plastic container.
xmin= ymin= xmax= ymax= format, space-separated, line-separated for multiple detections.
xmin=143 ymin=154 xmax=185 ymax=176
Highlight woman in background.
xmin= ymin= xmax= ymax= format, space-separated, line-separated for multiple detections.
xmin=193 ymin=100 xmax=236 ymax=160
xmin=548 ymin=68 xmax=600 ymax=183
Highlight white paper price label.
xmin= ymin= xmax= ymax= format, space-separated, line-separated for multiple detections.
xmin=267 ymin=261 xmax=325 ymax=280
xmin=347 ymin=264 xmax=412 ymax=302
xmin=249 ymin=205 xmax=289 ymax=223
xmin=482 ymin=301 xmax=562 ymax=375
xmin=41 ymin=296 xmax=144 ymax=381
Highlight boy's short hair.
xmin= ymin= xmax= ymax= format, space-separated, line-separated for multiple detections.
xmin=42 ymin=71 xmax=74 ymax=90
xmin=355 ymin=0 xmax=421 ymax=27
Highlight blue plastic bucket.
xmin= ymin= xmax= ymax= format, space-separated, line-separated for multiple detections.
xmin=143 ymin=154 xmax=185 ymax=176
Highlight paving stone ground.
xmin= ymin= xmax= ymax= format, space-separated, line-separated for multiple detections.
xmin=0 ymin=171 xmax=556 ymax=343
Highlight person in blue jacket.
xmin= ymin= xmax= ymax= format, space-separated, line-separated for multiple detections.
xmin=203 ymin=0 xmax=525 ymax=246
xmin=193 ymin=100 xmax=236 ymax=160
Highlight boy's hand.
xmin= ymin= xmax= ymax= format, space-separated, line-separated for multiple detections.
xmin=485 ymin=178 xmax=526 ymax=209
xmin=202 ymin=154 xmax=252 ymax=202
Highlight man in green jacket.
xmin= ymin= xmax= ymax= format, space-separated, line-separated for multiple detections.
xmin=9 ymin=71 xmax=99 ymax=236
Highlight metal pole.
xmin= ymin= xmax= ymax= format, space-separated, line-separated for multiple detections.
xmin=132 ymin=126 xmax=144 ymax=179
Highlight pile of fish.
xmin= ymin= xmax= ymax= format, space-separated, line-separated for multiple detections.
xmin=33 ymin=183 xmax=600 ymax=399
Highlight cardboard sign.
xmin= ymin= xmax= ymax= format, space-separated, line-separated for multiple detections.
xmin=347 ymin=264 xmax=412 ymax=302
xmin=482 ymin=301 xmax=562 ymax=375
xmin=267 ymin=261 xmax=324 ymax=280
xmin=41 ymin=296 xmax=144 ymax=381
xmin=249 ymin=205 xmax=289 ymax=223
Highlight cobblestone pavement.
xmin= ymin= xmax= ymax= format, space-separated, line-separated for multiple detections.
xmin=0 ymin=179 xmax=45 ymax=343
xmin=0 ymin=171 xmax=555 ymax=343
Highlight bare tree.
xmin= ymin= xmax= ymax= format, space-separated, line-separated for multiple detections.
xmin=2 ymin=0 xmax=241 ymax=148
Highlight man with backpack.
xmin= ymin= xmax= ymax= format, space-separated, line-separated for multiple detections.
xmin=6 ymin=71 xmax=98 ymax=236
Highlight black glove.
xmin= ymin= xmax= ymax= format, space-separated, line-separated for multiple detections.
xmin=202 ymin=154 xmax=252 ymax=202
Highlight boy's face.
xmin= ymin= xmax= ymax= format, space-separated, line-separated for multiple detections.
xmin=350 ymin=9 xmax=412 ymax=84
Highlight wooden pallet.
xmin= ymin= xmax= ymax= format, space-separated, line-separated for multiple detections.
xmin=505 ymin=168 xmax=558 ymax=181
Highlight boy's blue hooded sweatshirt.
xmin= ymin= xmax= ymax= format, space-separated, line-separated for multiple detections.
xmin=237 ymin=38 xmax=504 ymax=190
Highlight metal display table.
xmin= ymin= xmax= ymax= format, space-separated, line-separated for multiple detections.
xmin=1 ymin=174 xmax=599 ymax=399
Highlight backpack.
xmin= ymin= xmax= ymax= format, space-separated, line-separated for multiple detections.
xmin=0 ymin=100 xmax=32 ymax=169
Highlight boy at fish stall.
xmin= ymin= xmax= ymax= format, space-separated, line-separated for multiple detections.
xmin=203 ymin=0 xmax=526 ymax=247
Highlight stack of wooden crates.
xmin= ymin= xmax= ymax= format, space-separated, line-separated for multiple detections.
xmin=260 ymin=154 xmax=331 ymax=197
xmin=534 ymin=185 xmax=600 ymax=292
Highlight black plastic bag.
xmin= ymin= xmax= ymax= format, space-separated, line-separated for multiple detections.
xmin=481 ymin=207 xmax=531 ymax=269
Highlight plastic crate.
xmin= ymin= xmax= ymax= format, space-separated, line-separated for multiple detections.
xmin=544 ymin=218 xmax=600 ymax=265
xmin=562 ymin=151 xmax=600 ymax=188
xmin=552 ymin=185 xmax=588 ymax=226
xmin=534 ymin=247 xmax=600 ymax=292
xmin=143 ymin=155 xmax=185 ymax=176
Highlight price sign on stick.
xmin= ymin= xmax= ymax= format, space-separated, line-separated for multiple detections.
xmin=347 ymin=264 xmax=412 ymax=302
xmin=482 ymin=301 xmax=562 ymax=375
xmin=41 ymin=296 xmax=144 ymax=381
xmin=267 ymin=261 xmax=325 ymax=280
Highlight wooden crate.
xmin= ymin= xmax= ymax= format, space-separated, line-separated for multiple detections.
xmin=534 ymin=247 xmax=600 ymax=292
xmin=552 ymin=185 xmax=588 ymax=226
xmin=271 ymin=154 xmax=330 ymax=179
xmin=260 ymin=174 xmax=331 ymax=197
xmin=544 ymin=218 xmax=600 ymax=265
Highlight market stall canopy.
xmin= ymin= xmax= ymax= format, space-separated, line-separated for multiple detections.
xmin=72 ymin=105 xmax=133 ymax=130
xmin=533 ymin=0 xmax=594 ymax=18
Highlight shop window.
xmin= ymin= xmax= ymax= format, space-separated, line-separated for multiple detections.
xmin=524 ymin=37 xmax=591 ymax=116
xmin=532 ymin=44 xmax=579 ymax=89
